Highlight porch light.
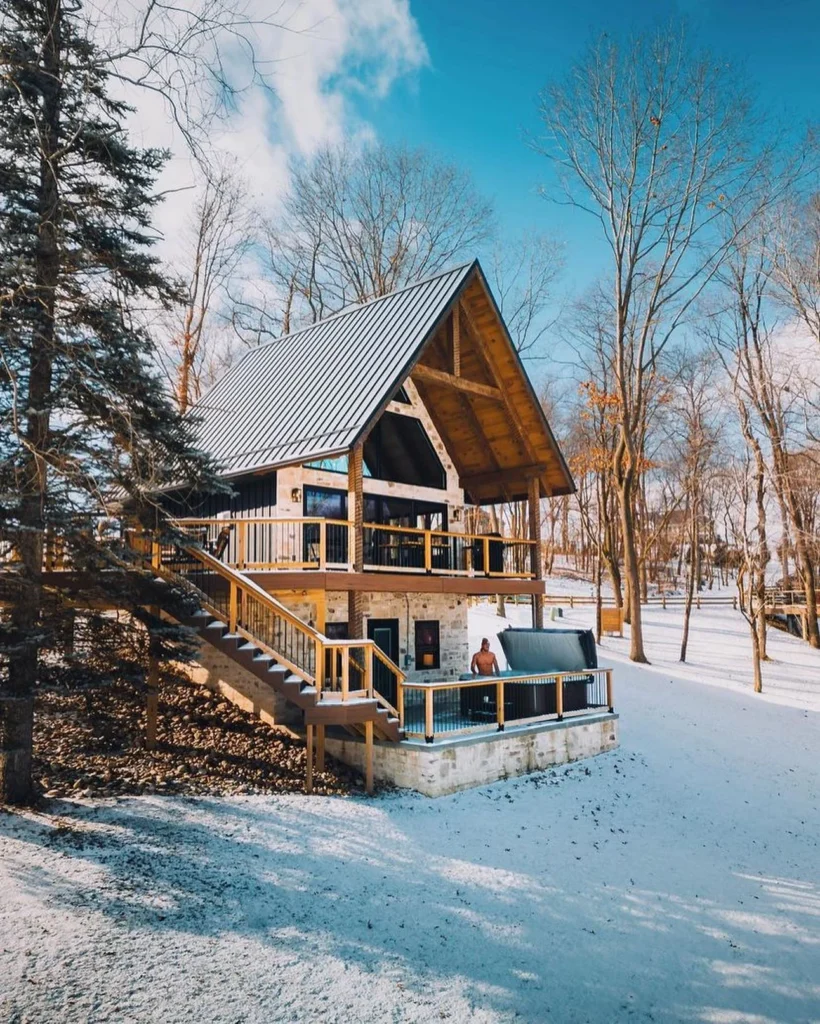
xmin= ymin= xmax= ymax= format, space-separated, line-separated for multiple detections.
xmin=291 ymin=487 xmax=302 ymax=502
xmin=451 ymin=507 xmax=461 ymax=522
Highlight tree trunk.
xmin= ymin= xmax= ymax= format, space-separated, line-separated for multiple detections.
xmin=617 ymin=474 xmax=648 ymax=662
xmin=680 ymin=504 xmax=696 ymax=663
xmin=1 ymin=0 xmax=61 ymax=806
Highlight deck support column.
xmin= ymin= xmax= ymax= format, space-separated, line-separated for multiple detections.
xmin=348 ymin=442 xmax=365 ymax=638
xmin=364 ymin=720 xmax=374 ymax=795
xmin=306 ymin=723 xmax=314 ymax=794
xmin=146 ymin=645 xmax=159 ymax=752
xmin=316 ymin=724 xmax=325 ymax=773
xmin=528 ymin=476 xmax=544 ymax=629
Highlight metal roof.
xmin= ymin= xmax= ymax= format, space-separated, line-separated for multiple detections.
xmin=191 ymin=262 xmax=476 ymax=477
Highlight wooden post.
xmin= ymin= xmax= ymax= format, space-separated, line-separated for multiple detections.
xmin=318 ymin=520 xmax=327 ymax=569
xmin=348 ymin=443 xmax=365 ymax=637
xmin=315 ymin=638 xmax=324 ymax=693
xmin=555 ymin=674 xmax=564 ymax=720
xmin=606 ymin=670 xmax=614 ymax=713
xmin=341 ymin=653 xmax=350 ymax=701
xmin=313 ymin=590 xmax=326 ymax=634
xmin=151 ymin=536 xmax=161 ymax=571
xmin=146 ymin=646 xmax=159 ymax=751
xmin=397 ymin=678 xmax=404 ymax=730
xmin=496 ymin=679 xmax=505 ymax=731
xmin=453 ymin=303 xmax=461 ymax=377
xmin=316 ymin=724 xmax=325 ymax=773
xmin=424 ymin=687 xmax=434 ymax=743
xmin=238 ymin=520 xmax=246 ymax=569
xmin=424 ymin=530 xmax=432 ymax=572
xmin=228 ymin=581 xmax=238 ymax=633
xmin=365 ymin=720 xmax=374 ymax=795
xmin=305 ymin=724 xmax=314 ymax=794
xmin=364 ymin=645 xmax=373 ymax=698
xmin=482 ymin=537 xmax=490 ymax=576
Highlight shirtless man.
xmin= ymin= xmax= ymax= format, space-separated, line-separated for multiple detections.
xmin=470 ymin=637 xmax=500 ymax=676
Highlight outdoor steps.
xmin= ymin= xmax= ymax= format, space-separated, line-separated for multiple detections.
xmin=182 ymin=610 xmax=402 ymax=741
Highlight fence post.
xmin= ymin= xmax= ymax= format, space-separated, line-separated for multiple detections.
xmin=319 ymin=520 xmax=327 ymax=570
xmin=397 ymin=678 xmax=404 ymax=730
xmin=424 ymin=530 xmax=432 ymax=572
xmin=555 ymin=674 xmax=564 ymax=720
xmin=424 ymin=688 xmax=434 ymax=743
xmin=496 ymin=679 xmax=505 ymax=731
xmin=483 ymin=537 xmax=490 ymax=576
xmin=606 ymin=670 xmax=614 ymax=713
xmin=151 ymin=535 xmax=161 ymax=571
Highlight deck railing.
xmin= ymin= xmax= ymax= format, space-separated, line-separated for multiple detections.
xmin=399 ymin=668 xmax=614 ymax=742
xmin=171 ymin=517 xmax=535 ymax=578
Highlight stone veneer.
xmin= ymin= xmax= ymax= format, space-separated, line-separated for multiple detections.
xmin=325 ymin=713 xmax=619 ymax=797
xmin=277 ymin=590 xmax=470 ymax=682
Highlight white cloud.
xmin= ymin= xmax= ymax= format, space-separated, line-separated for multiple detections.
xmin=100 ymin=0 xmax=428 ymax=259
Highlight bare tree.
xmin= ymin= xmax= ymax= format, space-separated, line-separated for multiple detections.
xmin=772 ymin=194 xmax=820 ymax=351
xmin=536 ymin=26 xmax=778 ymax=661
xmin=239 ymin=142 xmax=493 ymax=340
xmin=670 ymin=352 xmax=721 ymax=662
xmin=489 ymin=232 xmax=564 ymax=357
xmin=167 ymin=163 xmax=252 ymax=412
xmin=710 ymin=223 xmax=820 ymax=648
xmin=93 ymin=0 xmax=295 ymax=161
xmin=718 ymin=457 xmax=768 ymax=693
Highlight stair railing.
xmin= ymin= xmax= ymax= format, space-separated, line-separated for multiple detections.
xmin=136 ymin=533 xmax=406 ymax=713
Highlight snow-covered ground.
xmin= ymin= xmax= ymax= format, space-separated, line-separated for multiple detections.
xmin=2 ymin=601 xmax=820 ymax=1023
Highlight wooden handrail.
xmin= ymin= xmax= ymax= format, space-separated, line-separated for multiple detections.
xmin=170 ymin=515 xmax=535 ymax=545
xmin=401 ymin=667 xmax=612 ymax=692
xmin=144 ymin=537 xmax=405 ymax=715
xmin=401 ymin=668 xmax=614 ymax=741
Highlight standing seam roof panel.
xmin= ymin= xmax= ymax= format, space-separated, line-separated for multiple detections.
xmin=188 ymin=263 xmax=474 ymax=476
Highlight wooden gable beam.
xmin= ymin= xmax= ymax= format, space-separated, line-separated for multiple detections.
xmin=458 ymin=298 xmax=547 ymax=482
xmin=411 ymin=362 xmax=503 ymax=401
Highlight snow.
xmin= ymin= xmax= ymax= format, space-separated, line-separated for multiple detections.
xmin=2 ymin=600 xmax=820 ymax=1023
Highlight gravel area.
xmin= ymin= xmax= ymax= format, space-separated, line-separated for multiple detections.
xmin=32 ymin=671 xmax=365 ymax=799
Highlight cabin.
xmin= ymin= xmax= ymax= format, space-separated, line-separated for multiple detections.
xmin=153 ymin=260 xmax=618 ymax=794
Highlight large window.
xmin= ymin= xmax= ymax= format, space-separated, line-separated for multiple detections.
xmin=415 ymin=620 xmax=441 ymax=670
xmin=303 ymin=486 xmax=347 ymax=520
xmin=364 ymin=412 xmax=446 ymax=489
xmin=364 ymin=494 xmax=447 ymax=532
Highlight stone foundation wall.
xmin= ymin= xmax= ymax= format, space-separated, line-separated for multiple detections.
xmin=325 ymin=713 xmax=619 ymax=797
xmin=177 ymin=640 xmax=301 ymax=728
xmin=278 ymin=591 xmax=470 ymax=682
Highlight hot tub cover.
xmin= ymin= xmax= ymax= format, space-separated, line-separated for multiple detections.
xmin=496 ymin=628 xmax=597 ymax=674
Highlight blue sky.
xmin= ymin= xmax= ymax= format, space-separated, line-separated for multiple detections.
xmin=358 ymin=0 xmax=820 ymax=299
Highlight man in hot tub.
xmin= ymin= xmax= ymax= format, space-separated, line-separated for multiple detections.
xmin=470 ymin=637 xmax=500 ymax=676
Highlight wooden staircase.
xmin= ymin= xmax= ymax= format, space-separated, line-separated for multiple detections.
xmin=182 ymin=608 xmax=402 ymax=741
xmin=136 ymin=537 xmax=404 ymax=754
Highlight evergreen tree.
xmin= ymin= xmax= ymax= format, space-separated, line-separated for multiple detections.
xmin=0 ymin=0 xmax=220 ymax=804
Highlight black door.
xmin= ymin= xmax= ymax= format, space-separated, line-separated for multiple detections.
xmin=368 ymin=618 xmax=400 ymax=707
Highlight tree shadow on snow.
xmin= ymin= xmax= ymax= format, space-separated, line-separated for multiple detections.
xmin=2 ymin=785 xmax=819 ymax=1023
